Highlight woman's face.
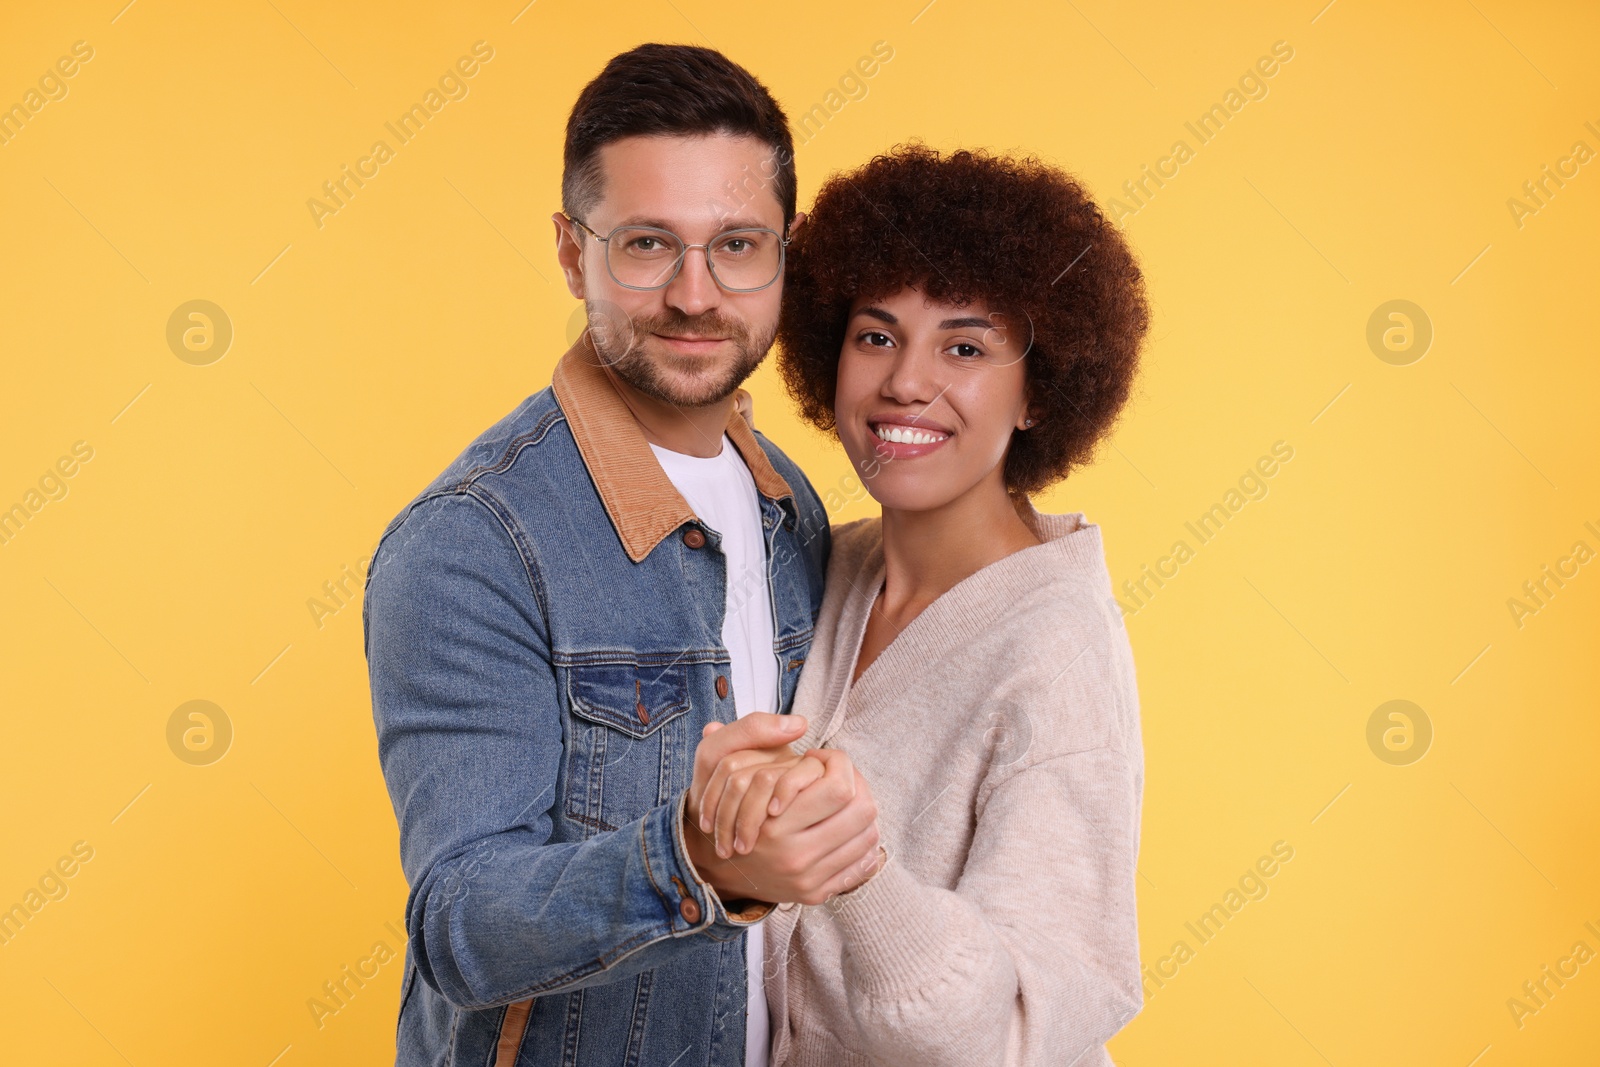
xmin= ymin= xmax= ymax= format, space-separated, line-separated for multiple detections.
xmin=834 ymin=286 xmax=1033 ymax=512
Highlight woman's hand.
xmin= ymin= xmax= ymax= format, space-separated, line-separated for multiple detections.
xmin=694 ymin=721 xmax=830 ymax=857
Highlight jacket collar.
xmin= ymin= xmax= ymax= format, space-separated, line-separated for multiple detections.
xmin=551 ymin=333 xmax=797 ymax=563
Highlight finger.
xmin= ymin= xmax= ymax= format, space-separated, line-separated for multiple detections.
xmin=733 ymin=763 xmax=793 ymax=853
xmin=713 ymin=765 xmax=763 ymax=858
xmin=690 ymin=713 xmax=806 ymax=817
xmin=812 ymin=825 xmax=883 ymax=900
xmin=772 ymin=782 xmax=876 ymax=862
xmin=698 ymin=752 xmax=743 ymax=835
xmin=716 ymin=747 xmax=807 ymax=842
xmin=699 ymin=746 xmax=792 ymax=835
xmin=770 ymin=749 xmax=857 ymax=831
xmin=768 ymin=754 xmax=827 ymax=816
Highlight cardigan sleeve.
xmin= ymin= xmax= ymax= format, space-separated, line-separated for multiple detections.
xmin=820 ymin=744 xmax=1144 ymax=1066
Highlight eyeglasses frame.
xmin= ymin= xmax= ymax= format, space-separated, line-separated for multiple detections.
xmin=563 ymin=213 xmax=791 ymax=293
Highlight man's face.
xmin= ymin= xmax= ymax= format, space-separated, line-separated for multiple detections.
xmin=555 ymin=133 xmax=789 ymax=408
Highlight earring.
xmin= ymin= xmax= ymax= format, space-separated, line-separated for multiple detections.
xmin=1024 ymin=418 xmax=1035 ymax=427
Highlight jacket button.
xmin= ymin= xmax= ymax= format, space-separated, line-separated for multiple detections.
xmin=715 ymin=675 xmax=729 ymax=699
xmin=679 ymin=896 xmax=702 ymax=924
xmin=636 ymin=701 xmax=650 ymax=725
xmin=683 ymin=528 xmax=706 ymax=549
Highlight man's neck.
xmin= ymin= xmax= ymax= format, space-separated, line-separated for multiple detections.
xmin=602 ymin=364 xmax=731 ymax=457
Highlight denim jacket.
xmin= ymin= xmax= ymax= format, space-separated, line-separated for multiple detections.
xmin=363 ymin=335 xmax=830 ymax=1066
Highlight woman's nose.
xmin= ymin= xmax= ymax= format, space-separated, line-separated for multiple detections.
xmin=880 ymin=347 xmax=941 ymax=404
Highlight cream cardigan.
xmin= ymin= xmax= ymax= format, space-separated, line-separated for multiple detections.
xmin=763 ymin=500 xmax=1145 ymax=1067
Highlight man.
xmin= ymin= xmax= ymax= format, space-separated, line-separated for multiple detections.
xmin=363 ymin=44 xmax=879 ymax=1067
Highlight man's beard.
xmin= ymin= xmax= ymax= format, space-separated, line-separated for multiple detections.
xmin=587 ymin=302 xmax=772 ymax=408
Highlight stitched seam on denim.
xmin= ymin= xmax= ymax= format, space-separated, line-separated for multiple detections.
xmin=553 ymin=649 xmax=724 ymax=667
xmin=621 ymin=970 xmax=653 ymax=1067
xmin=639 ymin=807 xmax=677 ymax=923
xmin=563 ymin=809 xmax=617 ymax=833
xmin=367 ymin=484 xmax=520 ymax=598
xmin=560 ymin=987 xmax=584 ymax=1067
xmin=396 ymin=962 xmax=417 ymax=1043
xmin=462 ymin=484 xmax=552 ymax=636
xmin=483 ymin=925 xmax=666 ymax=1004
xmin=580 ymin=712 xmax=607 ymax=827
xmin=567 ymin=703 xmax=690 ymax=738
xmin=366 ymin=488 xmax=454 ymax=585
xmin=370 ymin=408 xmax=560 ymax=571
xmin=774 ymin=627 xmax=815 ymax=653
xmin=447 ymin=409 xmax=565 ymax=490
xmin=568 ymin=665 xmax=690 ymax=734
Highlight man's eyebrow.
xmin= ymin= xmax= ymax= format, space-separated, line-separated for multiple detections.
xmin=611 ymin=216 xmax=677 ymax=231
xmin=853 ymin=306 xmax=897 ymax=325
xmin=938 ymin=316 xmax=993 ymax=329
xmin=612 ymin=216 xmax=776 ymax=234
xmin=711 ymin=216 xmax=776 ymax=231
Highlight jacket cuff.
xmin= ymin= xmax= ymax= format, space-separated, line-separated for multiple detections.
xmin=669 ymin=789 xmax=776 ymax=927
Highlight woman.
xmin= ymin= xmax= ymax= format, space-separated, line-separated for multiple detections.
xmin=698 ymin=144 xmax=1150 ymax=1066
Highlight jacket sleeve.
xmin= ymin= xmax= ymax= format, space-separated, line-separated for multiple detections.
xmin=363 ymin=490 xmax=762 ymax=1011
xmin=820 ymin=744 xmax=1144 ymax=1066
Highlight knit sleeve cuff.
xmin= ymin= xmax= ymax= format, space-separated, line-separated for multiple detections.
xmin=821 ymin=850 xmax=958 ymax=996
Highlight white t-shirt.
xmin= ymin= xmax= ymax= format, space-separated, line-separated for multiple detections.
xmin=649 ymin=432 xmax=778 ymax=1067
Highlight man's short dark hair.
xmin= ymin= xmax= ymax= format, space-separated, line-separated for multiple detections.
xmin=563 ymin=43 xmax=797 ymax=224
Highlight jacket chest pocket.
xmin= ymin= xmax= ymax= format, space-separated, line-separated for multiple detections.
xmin=563 ymin=662 xmax=693 ymax=834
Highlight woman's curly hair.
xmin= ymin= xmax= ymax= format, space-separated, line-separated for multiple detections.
xmin=776 ymin=143 xmax=1150 ymax=497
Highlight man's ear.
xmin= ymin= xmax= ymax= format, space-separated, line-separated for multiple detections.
xmin=733 ymin=387 xmax=756 ymax=429
xmin=786 ymin=210 xmax=807 ymax=240
xmin=552 ymin=212 xmax=587 ymax=300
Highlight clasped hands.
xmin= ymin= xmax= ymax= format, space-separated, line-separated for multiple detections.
xmin=683 ymin=713 xmax=881 ymax=906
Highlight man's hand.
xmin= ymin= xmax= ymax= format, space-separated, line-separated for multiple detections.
xmin=685 ymin=713 xmax=808 ymax=845
xmin=692 ymin=720 xmax=829 ymax=858
xmin=684 ymin=716 xmax=881 ymax=905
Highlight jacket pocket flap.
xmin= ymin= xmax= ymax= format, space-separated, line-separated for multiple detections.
xmin=568 ymin=662 xmax=690 ymax=739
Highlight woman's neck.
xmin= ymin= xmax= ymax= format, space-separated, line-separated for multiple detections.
xmin=876 ymin=480 xmax=1044 ymax=625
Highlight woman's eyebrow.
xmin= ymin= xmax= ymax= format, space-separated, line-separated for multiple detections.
xmin=853 ymin=306 xmax=897 ymax=324
xmin=938 ymin=316 xmax=992 ymax=329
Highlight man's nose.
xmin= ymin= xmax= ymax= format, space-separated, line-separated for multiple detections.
xmin=664 ymin=246 xmax=722 ymax=318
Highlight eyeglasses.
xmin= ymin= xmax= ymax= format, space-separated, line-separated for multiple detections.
xmin=564 ymin=214 xmax=790 ymax=293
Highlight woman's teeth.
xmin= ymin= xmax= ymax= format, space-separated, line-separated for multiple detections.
xmin=872 ymin=424 xmax=949 ymax=445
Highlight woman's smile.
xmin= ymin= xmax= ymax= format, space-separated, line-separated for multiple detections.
xmin=866 ymin=413 xmax=954 ymax=457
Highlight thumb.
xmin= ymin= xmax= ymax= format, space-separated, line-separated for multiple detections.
xmin=723 ymin=711 xmax=808 ymax=747
xmin=766 ymin=712 xmax=808 ymax=736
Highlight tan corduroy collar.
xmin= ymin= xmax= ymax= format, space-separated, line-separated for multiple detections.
xmin=550 ymin=332 xmax=797 ymax=563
